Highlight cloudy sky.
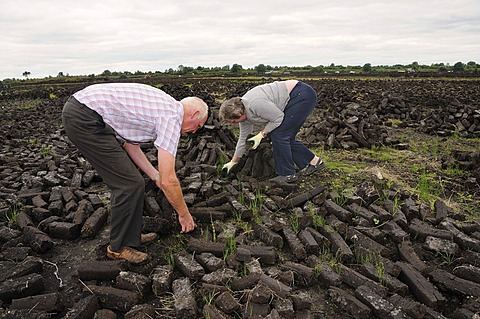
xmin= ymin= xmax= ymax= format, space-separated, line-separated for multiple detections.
xmin=1 ymin=0 xmax=479 ymax=79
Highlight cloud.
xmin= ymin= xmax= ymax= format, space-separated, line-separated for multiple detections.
xmin=1 ymin=0 xmax=479 ymax=79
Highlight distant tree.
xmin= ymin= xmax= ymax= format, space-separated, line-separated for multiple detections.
xmin=466 ymin=61 xmax=477 ymax=70
xmin=311 ymin=66 xmax=325 ymax=74
xmin=231 ymin=64 xmax=243 ymax=74
xmin=254 ymin=64 xmax=266 ymax=73
xmin=453 ymin=61 xmax=465 ymax=72
xmin=57 ymin=72 xmax=64 ymax=77
xmin=438 ymin=66 xmax=447 ymax=72
xmin=184 ymin=66 xmax=194 ymax=74
xmin=22 ymin=71 xmax=31 ymax=79
xmin=101 ymin=70 xmax=112 ymax=76
xmin=362 ymin=63 xmax=372 ymax=72
xmin=411 ymin=61 xmax=419 ymax=71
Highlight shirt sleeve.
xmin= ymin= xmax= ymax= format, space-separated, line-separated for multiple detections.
xmin=153 ymin=117 xmax=181 ymax=156
xmin=234 ymin=121 xmax=254 ymax=158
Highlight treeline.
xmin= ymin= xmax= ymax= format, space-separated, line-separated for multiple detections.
xmin=3 ymin=61 xmax=479 ymax=83
xmin=99 ymin=61 xmax=478 ymax=77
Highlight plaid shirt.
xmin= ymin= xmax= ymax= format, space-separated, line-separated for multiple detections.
xmin=74 ymin=83 xmax=183 ymax=156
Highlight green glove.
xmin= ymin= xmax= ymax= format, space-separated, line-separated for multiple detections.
xmin=247 ymin=132 xmax=264 ymax=150
xmin=222 ymin=161 xmax=237 ymax=173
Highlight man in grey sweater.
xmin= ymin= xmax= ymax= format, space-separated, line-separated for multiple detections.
xmin=219 ymin=80 xmax=324 ymax=183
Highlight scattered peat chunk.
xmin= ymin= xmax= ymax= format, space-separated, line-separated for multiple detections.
xmin=48 ymin=221 xmax=80 ymax=239
xmin=453 ymin=265 xmax=480 ymax=284
xmin=10 ymin=292 xmax=62 ymax=313
xmin=1 ymin=256 xmax=42 ymax=281
xmin=325 ymin=199 xmax=352 ymax=222
xmin=187 ymin=237 xmax=225 ymax=257
xmin=359 ymin=263 xmax=409 ymax=296
xmin=115 ymin=271 xmax=152 ymax=296
xmin=388 ymin=293 xmax=426 ymax=319
xmin=282 ymin=261 xmax=316 ymax=287
xmin=396 ymin=261 xmax=446 ymax=308
xmin=202 ymin=304 xmax=230 ymax=319
xmin=151 ymin=265 xmax=173 ymax=296
xmin=408 ymin=218 xmax=453 ymax=241
xmin=0 ymin=274 xmax=44 ymax=302
xmin=85 ymin=285 xmax=141 ymax=313
xmin=440 ymin=218 xmax=480 ymax=252
xmin=429 ymin=268 xmax=480 ymax=297
xmin=339 ymin=264 xmax=388 ymax=297
xmin=77 ymin=260 xmax=128 ymax=281
xmin=215 ymin=290 xmax=241 ymax=314
xmin=62 ymin=295 xmax=100 ymax=319
xmin=260 ymin=274 xmax=292 ymax=299
xmin=173 ymin=277 xmax=198 ymax=319
xmin=174 ymin=251 xmax=205 ymax=280
xmin=253 ymin=223 xmax=284 ymax=249
xmin=397 ymin=240 xmax=427 ymax=274
xmin=288 ymin=185 xmax=326 ymax=208
xmin=195 ymin=252 xmax=226 ymax=272
xmin=354 ymin=285 xmax=395 ymax=318
xmin=282 ymin=226 xmax=307 ymax=260
xmin=22 ymin=225 xmax=54 ymax=253
xmin=81 ymin=206 xmax=108 ymax=238
xmin=326 ymin=286 xmax=371 ymax=319
xmin=124 ymin=304 xmax=156 ymax=319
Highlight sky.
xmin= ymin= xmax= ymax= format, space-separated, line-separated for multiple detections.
xmin=1 ymin=0 xmax=479 ymax=79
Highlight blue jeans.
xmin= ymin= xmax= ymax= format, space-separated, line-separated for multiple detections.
xmin=270 ymin=82 xmax=317 ymax=176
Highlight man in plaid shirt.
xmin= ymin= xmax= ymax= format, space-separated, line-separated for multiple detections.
xmin=62 ymin=83 xmax=209 ymax=264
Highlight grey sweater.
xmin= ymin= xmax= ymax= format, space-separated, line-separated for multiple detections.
xmin=234 ymin=81 xmax=290 ymax=158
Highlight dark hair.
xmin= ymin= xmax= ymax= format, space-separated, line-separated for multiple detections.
xmin=219 ymin=97 xmax=244 ymax=121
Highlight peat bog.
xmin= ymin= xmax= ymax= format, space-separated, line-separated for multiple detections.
xmin=0 ymin=76 xmax=480 ymax=318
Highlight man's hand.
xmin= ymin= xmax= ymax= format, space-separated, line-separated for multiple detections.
xmin=178 ymin=212 xmax=195 ymax=233
xmin=222 ymin=161 xmax=237 ymax=173
xmin=247 ymin=132 xmax=264 ymax=149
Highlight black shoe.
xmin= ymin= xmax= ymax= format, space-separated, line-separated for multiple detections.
xmin=300 ymin=159 xmax=325 ymax=176
xmin=269 ymin=174 xmax=298 ymax=184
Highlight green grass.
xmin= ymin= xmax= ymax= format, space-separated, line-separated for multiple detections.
xmin=2 ymin=202 xmax=22 ymax=228
xmin=307 ymin=128 xmax=479 ymax=220
xmin=289 ymin=210 xmax=300 ymax=235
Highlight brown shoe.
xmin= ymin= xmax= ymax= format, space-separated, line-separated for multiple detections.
xmin=107 ymin=246 xmax=149 ymax=264
xmin=141 ymin=232 xmax=159 ymax=244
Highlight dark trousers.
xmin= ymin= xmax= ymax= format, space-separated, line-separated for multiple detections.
xmin=270 ymin=82 xmax=317 ymax=176
xmin=62 ymin=96 xmax=144 ymax=252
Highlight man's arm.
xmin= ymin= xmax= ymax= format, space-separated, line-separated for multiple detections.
xmin=123 ymin=143 xmax=158 ymax=180
xmin=157 ymin=148 xmax=195 ymax=233
xmin=123 ymin=143 xmax=195 ymax=233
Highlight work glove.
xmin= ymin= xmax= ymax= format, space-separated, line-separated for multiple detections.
xmin=222 ymin=161 xmax=237 ymax=174
xmin=247 ymin=132 xmax=264 ymax=150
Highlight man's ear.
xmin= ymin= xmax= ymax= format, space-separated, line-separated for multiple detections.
xmin=191 ymin=110 xmax=199 ymax=119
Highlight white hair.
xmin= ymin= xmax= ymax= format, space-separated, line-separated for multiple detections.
xmin=181 ymin=97 xmax=208 ymax=119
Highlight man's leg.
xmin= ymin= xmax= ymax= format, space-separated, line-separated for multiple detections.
xmin=62 ymin=98 xmax=144 ymax=252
